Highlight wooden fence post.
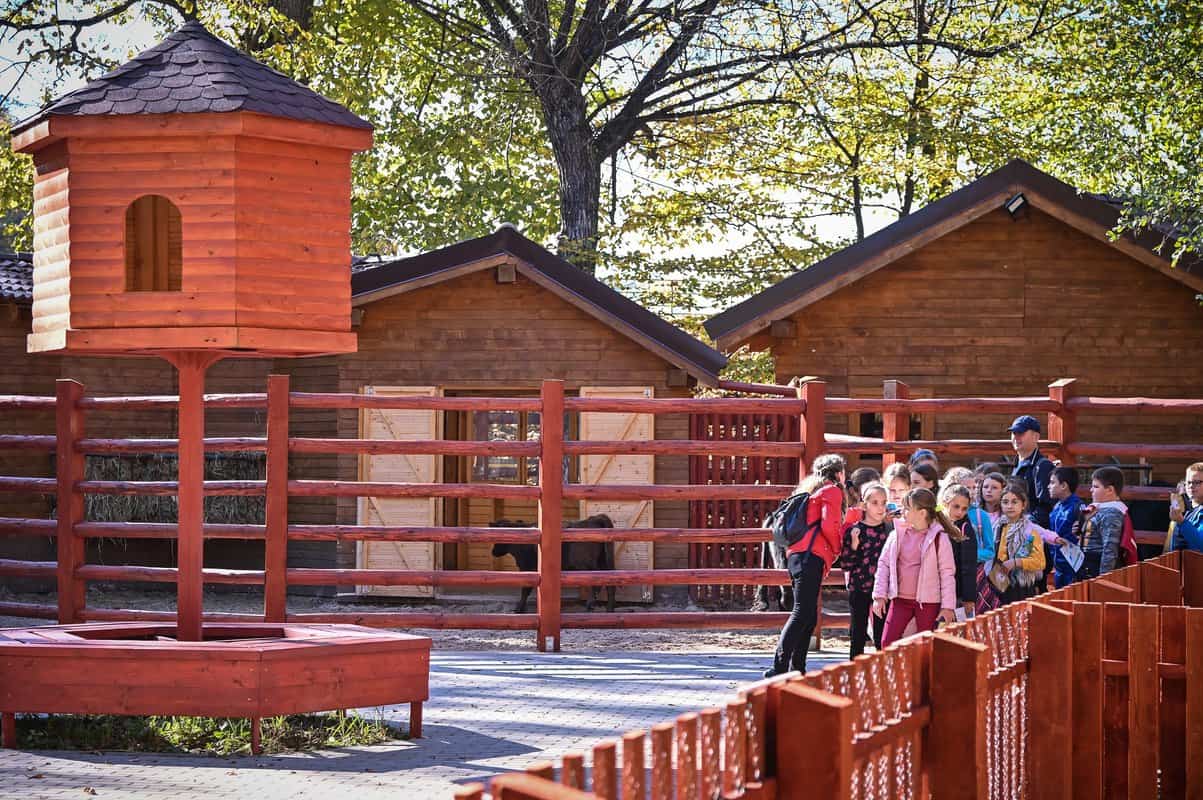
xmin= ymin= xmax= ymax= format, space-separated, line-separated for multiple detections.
xmin=1160 ymin=606 xmax=1188 ymax=798
xmin=799 ymin=380 xmax=825 ymax=474
xmin=1186 ymin=608 xmax=1203 ymax=799
xmin=538 ymin=379 xmax=564 ymax=652
xmin=621 ymin=730 xmax=645 ymax=800
xmin=1128 ymin=603 xmax=1159 ymax=798
xmin=1028 ymin=602 xmax=1075 ymax=800
xmin=1183 ymin=551 xmax=1203 ymax=607
xmin=775 ymin=682 xmax=852 ymax=800
xmin=800 ymin=380 xmax=826 ymax=650
xmin=882 ymin=380 xmax=909 ymax=468
xmin=263 ymin=374 xmax=290 ymax=623
xmin=1050 ymin=600 xmax=1103 ymax=800
xmin=55 ymin=379 xmax=87 ymax=624
xmin=675 ymin=713 xmax=698 ymax=800
xmin=1047 ymin=378 xmax=1078 ymax=466
xmin=929 ymin=633 xmax=989 ymax=799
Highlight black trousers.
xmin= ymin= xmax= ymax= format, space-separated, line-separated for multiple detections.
xmin=848 ymin=589 xmax=885 ymax=659
xmin=772 ymin=551 xmax=825 ymax=674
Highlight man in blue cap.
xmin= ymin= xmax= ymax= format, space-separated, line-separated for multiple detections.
xmin=1009 ymin=415 xmax=1055 ymax=527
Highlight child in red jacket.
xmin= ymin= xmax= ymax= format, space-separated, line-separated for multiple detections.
xmin=765 ymin=453 xmax=847 ymax=677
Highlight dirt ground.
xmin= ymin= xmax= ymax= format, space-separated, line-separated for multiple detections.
xmin=0 ymin=585 xmax=852 ymax=653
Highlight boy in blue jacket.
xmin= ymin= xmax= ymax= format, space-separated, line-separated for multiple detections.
xmin=1047 ymin=466 xmax=1085 ymax=587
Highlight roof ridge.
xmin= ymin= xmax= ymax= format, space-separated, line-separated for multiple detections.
xmin=13 ymin=20 xmax=370 ymax=133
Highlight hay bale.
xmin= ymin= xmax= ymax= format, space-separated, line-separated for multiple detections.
xmin=53 ymin=454 xmax=266 ymax=524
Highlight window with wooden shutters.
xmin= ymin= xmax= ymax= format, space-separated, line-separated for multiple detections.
xmin=579 ymin=386 xmax=655 ymax=602
xmin=355 ymin=386 xmax=442 ymax=598
xmin=124 ymin=195 xmax=182 ymax=291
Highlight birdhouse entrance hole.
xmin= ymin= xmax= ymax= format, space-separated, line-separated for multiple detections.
xmin=124 ymin=195 xmax=182 ymax=292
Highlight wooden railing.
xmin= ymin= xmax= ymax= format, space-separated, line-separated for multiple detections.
xmin=454 ymin=551 xmax=1203 ymax=799
xmin=1 ymin=378 xmax=1202 ymax=651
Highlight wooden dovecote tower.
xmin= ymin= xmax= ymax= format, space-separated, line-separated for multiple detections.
xmin=11 ymin=20 xmax=371 ymax=357
xmin=9 ymin=21 xmax=372 ymax=641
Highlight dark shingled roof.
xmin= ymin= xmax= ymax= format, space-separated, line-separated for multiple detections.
xmin=352 ymin=226 xmax=728 ymax=385
xmin=0 ymin=252 xmax=33 ymax=303
xmin=705 ymin=159 xmax=1203 ymax=346
xmin=14 ymin=20 xmax=370 ymax=134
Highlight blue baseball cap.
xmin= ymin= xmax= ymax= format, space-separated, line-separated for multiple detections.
xmin=1008 ymin=415 xmax=1041 ymax=434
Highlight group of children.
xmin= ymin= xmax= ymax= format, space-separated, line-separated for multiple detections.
xmin=838 ymin=451 xmax=1140 ymax=660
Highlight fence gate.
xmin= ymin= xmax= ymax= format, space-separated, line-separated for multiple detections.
xmin=689 ymin=412 xmax=800 ymax=607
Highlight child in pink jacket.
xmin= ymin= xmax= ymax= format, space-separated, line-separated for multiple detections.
xmin=872 ymin=488 xmax=959 ymax=647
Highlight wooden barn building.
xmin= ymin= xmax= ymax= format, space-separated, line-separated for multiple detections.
xmin=0 ymin=227 xmax=726 ymax=602
xmin=705 ymin=159 xmax=1203 ymax=480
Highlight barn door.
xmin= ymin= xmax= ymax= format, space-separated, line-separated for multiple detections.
xmin=356 ymin=386 xmax=442 ymax=597
xmin=579 ymin=386 xmax=654 ymax=602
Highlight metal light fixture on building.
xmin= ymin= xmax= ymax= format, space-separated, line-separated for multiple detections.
xmin=1005 ymin=192 xmax=1028 ymax=219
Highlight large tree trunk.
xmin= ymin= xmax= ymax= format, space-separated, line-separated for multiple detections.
xmin=537 ymin=82 xmax=602 ymax=274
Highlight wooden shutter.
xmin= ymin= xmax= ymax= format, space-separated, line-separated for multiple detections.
xmin=356 ymin=386 xmax=442 ymax=597
xmin=579 ymin=386 xmax=654 ymax=602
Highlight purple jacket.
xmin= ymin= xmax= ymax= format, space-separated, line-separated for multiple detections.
xmin=872 ymin=519 xmax=957 ymax=607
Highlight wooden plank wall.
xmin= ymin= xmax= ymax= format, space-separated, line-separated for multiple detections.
xmin=0 ymin=310 xmax=59 ymax=574
xmin=771 ymin=207 xmax=1203 ymax=478
xmin=332 ymin=269 xmax=692 ymax=597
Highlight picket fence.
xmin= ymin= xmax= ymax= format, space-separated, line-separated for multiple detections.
xmin=456 ymin=551 xmax=1203 ymax=799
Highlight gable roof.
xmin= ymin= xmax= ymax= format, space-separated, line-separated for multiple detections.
xmin=0 ymin=252 xmax=32 ymax=303
xmin=704 ymin=159 xmax=1203 ymax=350
xmin=352 ymin=226 xmax=728 ymax=385
xmin=14 ymin=20 xmax=370 ymax=135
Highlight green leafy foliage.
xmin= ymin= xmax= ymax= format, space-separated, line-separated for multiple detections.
xmin=15 ymin=711 xmax=403 ymax=755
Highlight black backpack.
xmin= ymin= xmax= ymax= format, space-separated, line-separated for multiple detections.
xmin=765 ymin=492 xmax=822 ymax=551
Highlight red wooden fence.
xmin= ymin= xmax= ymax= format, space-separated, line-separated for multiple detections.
xmin=688 ymin=410 xmax=799 ymax=607
xmin=454 ymin=551 xmax=1203 ymax=799
xmin=1 ymin=378 xmax=1202 ymax=652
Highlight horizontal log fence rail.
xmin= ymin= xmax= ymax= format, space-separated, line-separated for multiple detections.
xmin=0 ymin=378 xmax=1201 ymax=651
xmin=455 ymin=551 xmax=1203 ymax=800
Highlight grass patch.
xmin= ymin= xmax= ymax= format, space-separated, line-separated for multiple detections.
xmin=15 ymin=711 xmax=405 ymax=755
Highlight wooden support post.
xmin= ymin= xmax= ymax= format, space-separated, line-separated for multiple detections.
xmin=1089 ymin=578 xmax=1136 ymax=604
xmin=882 ymin=380 xmax=909 ymax=468
xmin=263 ymin=374 xmax=290 ymax=623
xmin=776 ymin=683 xmax=852 ymax=800
xmin=1187 ymin=609 xmax=1203 ymax=800
xmin=1103 ymin=602 xmax=1131 ymax=798
xmin=699 ymin=707 xmax=721 ymax=800
xmin=1160 ymin=606 xmax=1187 ymax=798
xmin=1183 ymin=551 xmax=1203 ymax=607
xmin=929 ymin=633 xmax=989 ymax=799
xmin=561 ymin=752 xmax=585 ymax=789
xmin=723 ymin=699 xmax=747 ymax=797
xmin=167 ymin=351 xmax=221 ymax=642
xmin=1061 ymin=601 xmax=1103 ymax=800
xmin=1128 ymin=604 xmax=1159 ymax=798
xmin=250 ymin=717 xmax=261 ymax=755
xmin=537 ymin=380 xmax=564 ymax=652
xmin=410 ymin=701 xmax=423 ymax=739
xmin=1140 ymin=561 xmax=1182 ymax=606
xmin=491 ymin=774 xmax=595 ymax=800
xmin=1047 ymin=378 xmax=1078 ymax=465
xmin=652 ymin=722 xmax=673 ymax=799
xmin=592 ymin=740 xmax=617 ymax=800
xmin=800 ymin=380 xmax=826 ymax=649
xmin=1 ymin=712 xmax=15 ymax=748
xmin=1028 ymin=603 xmax=1075 ymax=800
xmin=55 ymin=379 xmax=87 ymax=624
xmin=676 ymin=713 xmax=698 ymax=800
xmin=800 ymin=380 xmax=826 ymax=475
xmin=621 ymin=730 xmax=645 ymax=800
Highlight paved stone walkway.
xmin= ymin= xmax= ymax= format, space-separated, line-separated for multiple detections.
xmin=0 ymin=648 xmax=840 ymax=799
